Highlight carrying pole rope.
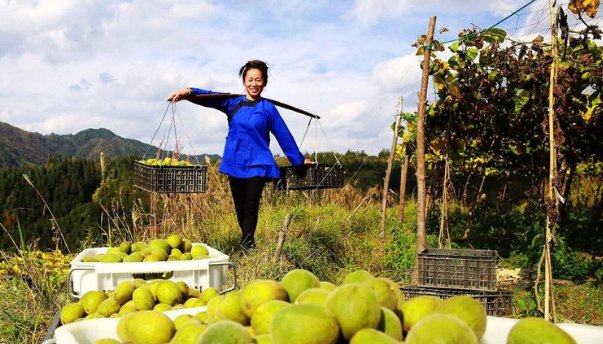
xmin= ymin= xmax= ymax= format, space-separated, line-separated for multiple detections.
xmin=143 ymin=102 xmax=173 ymax=160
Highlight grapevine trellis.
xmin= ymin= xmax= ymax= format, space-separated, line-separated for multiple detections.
xmin=396 ymin=0 xmax=602 ymax=321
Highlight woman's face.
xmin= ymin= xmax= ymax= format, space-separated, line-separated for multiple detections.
xmin=244 ymin=68 xmax=265 ymax=100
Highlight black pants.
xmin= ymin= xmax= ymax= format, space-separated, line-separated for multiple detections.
xmin=228 ymin=176 xmax=267 ymax=246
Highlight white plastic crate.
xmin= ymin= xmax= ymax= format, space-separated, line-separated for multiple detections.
xmin=43 ymin=307 xmax=207 ymax=344
xmin=43 ymin=314 xmax=603 ymax=344
xmin=68 ymin=244 xmax=235 ymax=298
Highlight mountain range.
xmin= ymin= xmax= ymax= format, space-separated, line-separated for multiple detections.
xmin=0 ymin=121 xmax=218 ymax=168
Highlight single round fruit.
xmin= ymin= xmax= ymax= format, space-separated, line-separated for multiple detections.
xmin=114 ymin=280 xmax=136 ymax=305
xmin=365 ymin=277 xmax=398 ymax=310
xmin=377 ymin=307 xmax=403 ymax=341
xmin=166 ymin=234 xmax=183 ymax=249
xmin=435 ymin=295 xmax=487 ymax=340
xmin=60 ymin=302 xmax=85 ymax=324
xmin=343 ymin=270 xmax=374 ymax=284
xmin=325 ymin=283 xmax=381 ymax=340
xmin=400 ymin=295 xmax=442 ymax=332
xmin=240 ymin=279 xmax=288 ymax=317
xmin=405 ymin=313 xmax=478 ymax=344
xmin=506 ymin=317 xmax=577 ymax=344
xmin=122 ymin=310 xmax=176 ymax=344
xmin=191 ymin=244 xmax=210 ymax=258
xmin=319 ymin=281 xmax=337 ymax=291
xmin=295 ymin=288 xmax=330 ymax=306
xmin=198 ymin=320 xmax=252 ymax=344
xmin=350 ymin=328 xmax=400 ymax=344
xmin=171 ymin=322 xmax=208 ymax=344
xmin=250 ymin=300 xmax=291 ymax=335
xmin=97 ymin=297 xmax=121 ymax=317
xmin=132 ymin=286 xmax=156 ymax=310
xmin=280 ymin=269 xmax=321 ymax=302
xmin=156 ymin=280 xmax=183 ymax=305
xmin=80 ymin=290 xmax=108 ymax=315
xmin=271 ymin=304 xmax=339 ymax=344
xmin=216 ymin=290 xmax=250 ymax=325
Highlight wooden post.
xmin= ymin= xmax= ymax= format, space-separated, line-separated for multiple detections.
xmin=414 ymin=16 xmax=437 ymax=284
xmin=398 ymin=154 xmax=409 ymax=221
xmin=544 ymin=0 xmax=559 ymax=322
xmin=274 ymin=213 xmax=292 ymax=261
xmin=380 ymin=97 xmax=403 ymax=238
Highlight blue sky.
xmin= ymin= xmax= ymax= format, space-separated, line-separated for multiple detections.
xmin=0 ymin=0 xmax=588 ymax=156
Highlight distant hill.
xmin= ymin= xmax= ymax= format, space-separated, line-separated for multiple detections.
xmin=0 ymin=121 xmax=219 ymax=168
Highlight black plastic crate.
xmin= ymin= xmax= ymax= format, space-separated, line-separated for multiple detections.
xmin=275 ymin=163 xmax=344 ymax=191
xmin=400 ymin=285 xmax=513 ymax=317
xmin=133 ymin=161 xmax=208 ymax=193
xmin=418 ymin=248 xmax=498 ymax=290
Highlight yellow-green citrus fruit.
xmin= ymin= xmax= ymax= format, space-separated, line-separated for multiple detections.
xmin=194 ymin=310 xmax=209 ymax=323
xmin=132 ymin=286 xmax=156 ymax=310
xmin=206 ymin=294 xmax=225 ymax=323
xmin=123 ymin=252 xmax=144 ymax=263
xmin=176 ymin=281 xmax=189 ymax=295
xmin=118 ymin=242 xmax=132 ymax=254
xmin=271 ymin=304 xmax=339 ymax=344
xmin=133 ymin=279 xmax=147 ymax=288
xmin=191 ymin=244 xmax=210 ymax=258
xmin=143 ymin=254 xmax=162 ymax=262
xmin=85 ymin=312 xmax=106 ymax=319
xmin=280 ymin=269 xmax=321 ymax=302
xmin=82 ymin=256 xmax=98 ymax=262
xmin=377 ymin=307 xmax=403 ymax=341
xmin=118 ymin=304 xmax=137 ymax=316
xmin=435 ymin=295 xmax=487 ymax=340
xmin=151 ymin=248 xmax=169 ymax=261
xmin=167 ymin=234 xmax=183 ymax=249
xmin=156 ymin=280 xmax=183 ymax=305
xmin=240 ymin=279 xmax=288 ymax=317
xmin=106 ymin=247 xmax=127 ymax=259
xmin=131 ymin=242 xmax=147 ymax=252
xmin=153 ymin=303 xmax=172 ymax=311
xmin=201 ymin=287 xmax=220 ymax=302
xmin=170 ymin=248 xmax=183 ymax=257
xmin=325 ymin=283 xmax=381 ymax=340
xmin=80 ymin=290 xmax=109 ymax=314
xmin=216 ymin=290 xmax=250 ymax=325
xmin=250 ymin=300 xmax=291 ymax=335
xmin=180 ymin=253 xmax=193 ymax=260
xmin=350 ymin=328 xmax=400 ymax=344
xmin=365 ymin=277 xmax=398 ymax=310
xmin=400 ymin=295 xmax=442 ymax=332
xmin=174 ymin=314 xmax=202 ymax=330
xmin=198 ymin=320 xmax=252 ymax=344
xmin=170 ymin=322 xmax=208 ymax=344
xmin=295 ymin=287 xmax=330 ymax=306
xmin=319 ymin=281 xmax=337 ymax=291
xmin=117 ymin=313 xmax=133 ymax=343
xmin=98 ymin=253 xmax=122 ymax=263
xmin=188 ymin=287 xmax=201 ymax=298
xmin=97 ymin=297 xmax=121 ymax=317
xmin=181 ymin=239 xmax=193 ymax=253
xmin=149 ymin=239 xmax=171 ymax=255
xmin=343 ymin=270 xmax=374 ymax=284
xmin=506 ymin=317 xmax=577 ymax=344
xmin=93 ymin=339 xmax=121 ymax=344
xmin=405 ymin=313 xmax=478 ymax=344
xmin=60 ymin=302 xmax=85 ymax=324
xmin=114 ymin=280 xmax=136 ymax=305
xmin=255 ymin=334 xmax=273 ymax=344
xmin=123 ymin=310 xmax=176 ymax=344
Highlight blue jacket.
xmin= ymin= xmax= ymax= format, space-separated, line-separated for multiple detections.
xmin=189 ymin=88 xmax=305 ymax=179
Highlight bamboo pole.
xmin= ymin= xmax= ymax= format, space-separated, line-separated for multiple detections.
xmin=380 ymin=97 xmax=403 ymax=238
xmin=398 ymin=154 xmax=410 ymax=221
xmin=543 ymin=0 xmax=560 ymax=322
xmin=414 ymin=16 xmax=437 ymax=284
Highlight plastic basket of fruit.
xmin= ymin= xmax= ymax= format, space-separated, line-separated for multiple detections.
xmin=133 ymin=159 xmax=208 ymax=193
xmin=400 ymin=285 xmax=512 ymax=317
xmin=275 ymin=163 xmax=344 ymax=191
xmin=418 ymin=248 xmax=498 ymax=291
xmin=68 ymin=239 xmax=235 ymax=298
xmin=44 ymin=306 xmax=209 ymax=344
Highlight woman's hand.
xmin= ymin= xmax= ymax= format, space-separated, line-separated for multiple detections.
xmin=167 ymin=88 xmax=192 ymax=102
xmin=304 ymin=159 xmax=314 ymax=165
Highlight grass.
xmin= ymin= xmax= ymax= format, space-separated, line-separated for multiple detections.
xmin=1 ymin=178 xmax=601 ymax=343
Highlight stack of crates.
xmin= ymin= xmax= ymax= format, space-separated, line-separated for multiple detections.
xmin=400 ymin=248 xmax=513 ymax=316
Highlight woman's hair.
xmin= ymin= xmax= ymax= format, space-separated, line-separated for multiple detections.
xmin=239 ymin=60 xmax=269 ymax=86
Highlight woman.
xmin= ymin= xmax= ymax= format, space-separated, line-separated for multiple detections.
xmin=167 ymin=60 xmax=311 ymax=250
